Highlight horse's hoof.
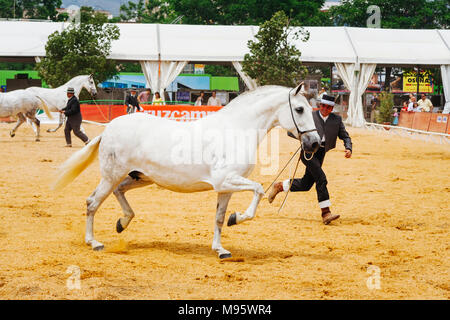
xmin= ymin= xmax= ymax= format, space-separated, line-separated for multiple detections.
xmin=35 ymin=138 xmax=40 ymax=142
xmin=10 ymin=132 xmax=15 ymax=138
xmin=227 ymin=213 xmax=237 ymax=226
xmin=219 ymin=253 xmax=232 ymax=259
xmin=93 ymin=244 xmax=104 ymax=251
xmin=116 ymin=219 xmax=124 ymax=233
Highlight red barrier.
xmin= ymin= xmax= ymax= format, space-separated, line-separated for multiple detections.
xmin=80 ymin=104 xmax=224 ymax=123
xmin=428 ymin=114 xmax=449 ymax=133
xmin=398 ymin=111 xmax=414 ymax=128
xmin=411 ymin=112 xmax=432 ymax=131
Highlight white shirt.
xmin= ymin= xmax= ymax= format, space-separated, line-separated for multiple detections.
xmin=318 ymin=111 xmax=329 ymax=143
xmin=207 ymin=96 xmax=221 ymax=106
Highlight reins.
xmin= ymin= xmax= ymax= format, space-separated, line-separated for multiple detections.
xmin=267 ymin=88 xmax=317 ymax=213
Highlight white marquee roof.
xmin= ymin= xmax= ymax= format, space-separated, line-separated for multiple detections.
xmin=1 ymin=21 xmax=449 ymax=66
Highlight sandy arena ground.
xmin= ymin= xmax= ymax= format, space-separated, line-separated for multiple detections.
xmin=0 ymin=121 xmax=448 ymax=300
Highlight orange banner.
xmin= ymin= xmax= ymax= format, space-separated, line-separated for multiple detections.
xmin=80 ymin=104 xmax=224 ymax=123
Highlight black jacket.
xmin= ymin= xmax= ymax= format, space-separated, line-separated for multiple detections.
xmin=288 ymin=111 xmax=352 ymax=152
xmin=63 ymin=96 xmax=81 ymax=117
xmin=125 ymin=94 xmax=140 ymax=108
xmin=313 ymin=110 xmax=352 ymax=152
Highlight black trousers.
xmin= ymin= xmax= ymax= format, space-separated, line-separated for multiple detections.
xmin=289 ymin=147 xmax=329 ymax=205
xmin=64 ymin=113 xmax=89 ymax=145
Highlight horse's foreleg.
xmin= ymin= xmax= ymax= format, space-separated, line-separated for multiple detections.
xmin=217 ymin=175 xmax=265 ymax=226
xmin=10 ymin=113 xmax=26 ymax=138
xmin=86 ymin=178 xmax=116 ymax=250
xmin=47 ymin=113 xmax=64 ymax=133
xmin=212 ymin=192 xmax=232 ymax=259
xmin=113 ymin=175 xmax=153 ymax=233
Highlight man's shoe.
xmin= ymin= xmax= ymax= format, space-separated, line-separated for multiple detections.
xmin=268 ymin=182 xmax=283 ymax=204
xmin=322 ymin=212 xmax=340 ymax=225
xmin=65 ymin=144 xmax=72 ymax=148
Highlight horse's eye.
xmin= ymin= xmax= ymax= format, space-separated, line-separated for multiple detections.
xmin=295 ymin=107 xmax=304 ymax=114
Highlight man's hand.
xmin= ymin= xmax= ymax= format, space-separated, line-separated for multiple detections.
xmin=345 ymin=149 xmax=352 ymax=158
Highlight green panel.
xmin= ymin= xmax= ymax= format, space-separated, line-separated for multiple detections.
xmin=210 ymin=76 xmax=239 ymax=91
xmin=0 ymin=70 xmax=47 ymax=87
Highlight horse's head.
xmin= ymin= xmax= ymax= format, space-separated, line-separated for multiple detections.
xmin=83 ymin=74 xmax=97 ymax=97
xmin=277 ymin=83 xmax=321 ymax=153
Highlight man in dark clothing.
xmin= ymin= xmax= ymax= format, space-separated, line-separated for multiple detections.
xmin=61 ymin=87 xmax=90 ymax=147
xmin=268 ymin=94 xmax=352 ymax=225
xmin=125 ymin=88 xmax=141 ymax=114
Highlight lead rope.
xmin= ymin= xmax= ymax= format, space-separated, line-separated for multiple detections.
xmin=89 ymin=92 xmax=110 ymax=122
xmin=276 ymin=88 xmax=311 ymax=213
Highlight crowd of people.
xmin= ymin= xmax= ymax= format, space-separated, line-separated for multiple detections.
xmin=124 ymin=88 xmax=223 ymax=114
xmin=403 ymin=93 xmax=434 ymax=113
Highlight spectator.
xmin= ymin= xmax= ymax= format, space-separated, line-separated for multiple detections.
xmin=153 ymin=92 xmax=163 ymax=105
xmin=194 ymin=91 xmax=205 ymax=106
xmin=207 ymin=91 xmax=222 ymax=106
xmin=125 ymin=88 xmax=141 ymax=114
xmin=401 ymin=101 xmax=408 ymax=112
xmin=318 ymin=87 xmax=327 ymax=100
xmin=138 ymin=88 xmax=151 ymax=103
xmin=0 ymin=87 xmax=4 ymax=92
xmin=413 ymin=102 xmax=422 ymax=112
xmin=392 ymin=108 xmax=399 ymax=126
xmin=417 ymin=94 xmax=433 ymax=112
xmin=370 ymin=93 xmax=379 ymax=123
xmin=407 ymin=95 xmax=416 ymax=112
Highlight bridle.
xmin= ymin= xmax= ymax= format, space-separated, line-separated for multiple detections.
xmin=271 ymin=88 xmax=318 ymax=213
xmin=288 ymin=87 xmax=317 ymax=160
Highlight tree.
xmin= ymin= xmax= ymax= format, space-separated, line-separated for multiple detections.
xmin=0 ymin=0 xmax=62 ymax=20
xmin=376 ymin=91 xmax=394 ymax=124
xmin=242 ymin=11 xmax=309 ymax=87
xmin=329 ymin=0 xmax=450 ymax=29
xmin=120 ymin=0 xmax=177 ymax=23
xmin=168 ymin=0 xmax=328 ymax=26
xmin=36 ymin=6 xmax=120 ymax=87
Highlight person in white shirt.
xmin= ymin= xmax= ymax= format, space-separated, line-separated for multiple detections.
xmin=417 ymin=94 xmax=433 ymax=112
xmin=194 ymin=91 xmax=205 ymax=106
xmin=207 ymin=91 xmax=222 ymax=106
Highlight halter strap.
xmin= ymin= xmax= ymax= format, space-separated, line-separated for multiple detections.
xmin=288 ymin=88 xmax=318 ymax=136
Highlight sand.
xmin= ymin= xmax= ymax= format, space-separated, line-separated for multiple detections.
xmin=0 ymin=121 xmax=448 ymax=300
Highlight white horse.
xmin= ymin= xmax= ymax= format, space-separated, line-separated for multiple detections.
xmin=52 ymin=84 xmax=321 ymax=258
xmin=26 ymin=74 xmax=98 ymax=132
xmin=0 ymin=90 xmax=53 ymax=141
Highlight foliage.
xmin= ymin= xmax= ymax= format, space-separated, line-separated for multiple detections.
xmin=376 ymin=91 xmax=394 ymax=123
xmin=204 ymin=65 xmax=237 ymax=77
xmin=120 ymin=0 xmax=177 ymax=23
xmin=0 ymin=0 xmax=62 ymax=20
xmin=242 ymin=11 xmax=308 ymax=87
xmin=329 ymin=0 xmax=450 ymax=29
xmin=119 ymin=0 xmax=328 ymax=26
xmin=36 ymin=7 xmax=120 ymax=87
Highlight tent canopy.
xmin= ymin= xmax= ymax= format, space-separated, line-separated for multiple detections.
xmin=1 ymin=21 xmax=449 ymax=66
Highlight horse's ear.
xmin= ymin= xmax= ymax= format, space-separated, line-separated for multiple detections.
xmin=294 ymin=82 xmax=305 ymax=96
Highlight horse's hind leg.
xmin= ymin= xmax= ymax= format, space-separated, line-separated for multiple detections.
xmin=86 ymin=178 xmax=117 ymax=250
xmin=10 ymin=113 xmax=26 ymax=138
xmin=113 ymin=175 xmax=153 ymax=233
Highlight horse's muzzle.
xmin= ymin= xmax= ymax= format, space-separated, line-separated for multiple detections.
xmin=301 ymin=131 xmax=321 ymax=153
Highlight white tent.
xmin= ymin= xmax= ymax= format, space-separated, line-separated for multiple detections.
xmin=1 ymin=21 xmax=449 ymax=124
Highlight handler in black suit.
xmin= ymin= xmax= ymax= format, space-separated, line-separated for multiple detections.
xmin=61 ymin=87 xmax=90 ymax=147
xmin=125 ymin=88 xmax=141 ymax=114
xmin=268 ymin=94 xmax=352 ymax=224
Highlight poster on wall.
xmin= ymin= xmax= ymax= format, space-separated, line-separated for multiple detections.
xmin=402 ymin=71 xmax=433 ymax=93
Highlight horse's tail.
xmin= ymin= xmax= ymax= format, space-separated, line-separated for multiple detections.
xmin=51 ymin=135 xmax=102 ymax=191
xmin=35 ymin=95 xmax=53 ymax=120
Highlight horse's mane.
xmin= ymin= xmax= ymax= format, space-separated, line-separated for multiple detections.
xmin=220 ymin=85 xmax=290 ymax=112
